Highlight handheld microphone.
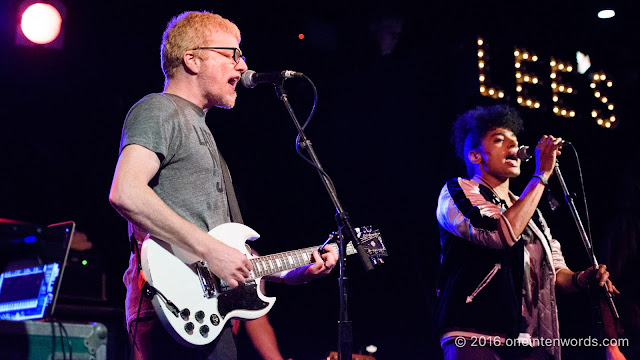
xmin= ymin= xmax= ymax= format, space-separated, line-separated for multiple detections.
xmin=517 ymin=140 xmax=570 ymax=162
xmin=240 ymin=70 xmax=304 ymax=88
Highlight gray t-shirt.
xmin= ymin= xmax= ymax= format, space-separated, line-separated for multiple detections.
xmin=120 ymin=93 xmax=230 ymax=329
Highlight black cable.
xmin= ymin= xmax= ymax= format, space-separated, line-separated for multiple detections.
xmin=59 ymin=321 xmax=66 ymax=360
xmin=50 ymin=319 xmax=57 ymax=360
xmin=57 ymin=320 xmax=73 ymax=360
xmin=290 ymin=74 xmax=340 ymax=195
xmin=566 ymin=142 xmax=595 ymax=255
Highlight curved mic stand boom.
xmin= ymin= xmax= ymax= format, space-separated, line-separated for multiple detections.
xmin=274 ymin=80 xmax=374 ymax=360
xmin=554 ymin=160 xmax=619 ymax=320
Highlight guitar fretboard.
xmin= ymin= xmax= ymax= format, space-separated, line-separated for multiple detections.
xmin=250 ymin=243 xmax=355 ymax=278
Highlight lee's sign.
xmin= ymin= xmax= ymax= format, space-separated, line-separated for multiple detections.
xmin=477 ymin=37 xmax=616 ymax=128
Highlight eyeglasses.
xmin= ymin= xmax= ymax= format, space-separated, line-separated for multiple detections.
xmin=192 ymin=47 xmax=245 ymax=64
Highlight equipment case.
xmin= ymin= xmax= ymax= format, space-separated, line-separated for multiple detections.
xmin=0 ymin=320 xmax=107 ymax=360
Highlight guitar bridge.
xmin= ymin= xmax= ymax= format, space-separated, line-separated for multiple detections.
xmin=195 ymin=261 xmax=218 ymax=298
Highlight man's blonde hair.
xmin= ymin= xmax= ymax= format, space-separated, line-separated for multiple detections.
xmin=161 ymin=11 xmax=241 ymax=80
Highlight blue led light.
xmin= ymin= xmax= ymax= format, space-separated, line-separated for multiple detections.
xmin=23 ymin=236 xmax=37 ymax=244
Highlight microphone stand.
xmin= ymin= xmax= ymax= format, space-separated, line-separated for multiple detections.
xmin=554 ymin=160 xmax=619 ymax=322
xmin=274 ymin=82 xmax=374 ymax=360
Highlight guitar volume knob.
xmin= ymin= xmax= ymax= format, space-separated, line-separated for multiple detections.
xmin=184 ymin=322 xmax=195 ymax=334
xmin=199 ymin=325 xmax=210 ymax=336
xmin=180 ymin=309 xmax=191 ymax=320
xmin=210 ymin=314 xmax=220 ymax=326
xmin=195 ymin=310 xmax=205 ymax=322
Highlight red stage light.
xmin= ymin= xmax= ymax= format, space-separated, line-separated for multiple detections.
xmin=20 ymin=3 xmax=62 ymax=45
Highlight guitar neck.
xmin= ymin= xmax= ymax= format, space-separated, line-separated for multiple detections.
xmin=250 ymin=242 xmax=355 ymax=278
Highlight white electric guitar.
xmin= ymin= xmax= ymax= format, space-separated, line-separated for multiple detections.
xmin=140 ymin=222 xmax=386 ymax=346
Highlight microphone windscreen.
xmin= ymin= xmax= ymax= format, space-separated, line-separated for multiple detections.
xmin=517 ymin=145 xmax=533 ymax=161
xmin=241 ymin=70 xmax=257 ymax=88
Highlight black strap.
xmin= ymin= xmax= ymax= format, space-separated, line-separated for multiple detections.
xmin=220 ymin=155 xmax=244 ymax=224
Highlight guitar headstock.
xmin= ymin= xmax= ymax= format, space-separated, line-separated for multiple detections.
xmin=328 ymin=226 xmax=387 ymax=266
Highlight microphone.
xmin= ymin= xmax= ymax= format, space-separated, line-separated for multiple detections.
xmin=517 ymin=140 xmax=570 ymax=162
xmin=241 ymin=70 xmax=304 ymax=88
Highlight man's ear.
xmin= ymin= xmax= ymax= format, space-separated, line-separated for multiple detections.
xmin=183 ymin=50 xmax=200 ymax=74
xmin=468 ymin=150 xmax=482 ymax=164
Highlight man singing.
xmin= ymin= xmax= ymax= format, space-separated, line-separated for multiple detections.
xmin=109 ymin=11 xmax=337 ymax=360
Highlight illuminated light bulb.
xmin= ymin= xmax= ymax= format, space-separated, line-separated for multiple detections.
xmin=598 ymin=9 xmax=615 ymax=19
xmin=550 ymin=60 xmax=556 ymax=66
xmin=514 ymin=50 xmax=520 ymax=56
xmin=480 ymin=86 xmax=486 ymax=92
xmin=605 ymin=122 xmax=611 ymax=128
xmin=594 ymin=74 xmax=600 ymax=80
xmin=498 ymin=92 xmax=504 ymax=98
xmin=489 ymin=89 xmax=495 ymax=95
xmin=566 ymin=66 xmax=573 ymax=72
xmin=561 ymin=109 xmax=567 ymax=115
xmin=478 ymin=38 xmax=484 ymax=45
xmin=20 ymin=3 xmax=63 ymax=45
xmin=610 ymin=116 xmax=616 ymax=122
xmin=516 ymin=72 xmax=522 ymax=78
xmin=479 ymin=75 xmax=485 ymax=82
xmin=516 ymin=85 xmax=522 ymax=92
xmin=591 ymin=110 xmax=598 ymax=118
xmin=590 ymin=83 xmax=596 ymax=88
xmin=569 ymin=111 xmax=575 ymax=117
xmin=553 ymin=95 xmax=559 ymax=102
xmin=534 ymin=102 xmax=540 ymax=108
xmin=550 ymin=73 xmax=557 ymax=79
xmin=566 ymin=87 xmax=573 ymax=93
xmin=532 ymin=78 xmax=538 ymax=84
xmin=478 ymin=61 xmax=485 ymax=68
xmin=602 ymin=97 xmax=608 ymax=103
xmin=526 ymin=99 xmax=532 ymax=106
xmin=600 ymin=74 xmax=607 ymax=80
xmin=558 ymin=64 xmax=565 ymax=70
xmin=515 ymin=62 xmax=521 ymax=68
xmin=551 ymin=82 xmax=557 ymax=89
xmin=597 ymin=118 xmax=603 ymax=125
xmin=524 ymin=75 xmax=530 ymax=82
xmin=517 ymin=97 xmax=523 ymax=104
xmin=559 ymin=85 xmax=565 ymax=92
xmin=523 ymin=53 xmax=529 ymax=59
xmin=608 ymin=104 xmax=614 ymax=110
xmin=553 ymin=107 xmax=559 ymax=113
xmin=532 ymin=55 xmax=538 ymax=62
xmin=607 ymin=81 xmax=613 ymax=87
xmin=594 ymin=91 xmax=600 ymax=98
xmin=478 ymin=50 xmax=484 ymax=57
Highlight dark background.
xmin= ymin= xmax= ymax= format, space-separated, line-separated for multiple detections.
xmin=1 ymin=0 xmax=639 ymax=359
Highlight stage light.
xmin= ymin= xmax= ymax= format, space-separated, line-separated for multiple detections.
xmin=598 ymin=9 xmax=615 ymax=19
xmin=15 ymin=0 xmax=66 ymax=49
xmin=21 ymin=3 xmax=61 ymax=44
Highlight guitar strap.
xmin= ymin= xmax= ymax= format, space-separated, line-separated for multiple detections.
xmin=220 ymin=155 xmax=244 ymax=224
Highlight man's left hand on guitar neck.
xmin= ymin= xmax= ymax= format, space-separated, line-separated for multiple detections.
xmin=267 ymin=247 xmax=338 ymax=285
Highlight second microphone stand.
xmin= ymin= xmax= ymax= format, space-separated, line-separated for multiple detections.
xmin=554 ymin=160 xmax=619 ymax=321
xmin=274 ymin=81 xmax=374 ymax=360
